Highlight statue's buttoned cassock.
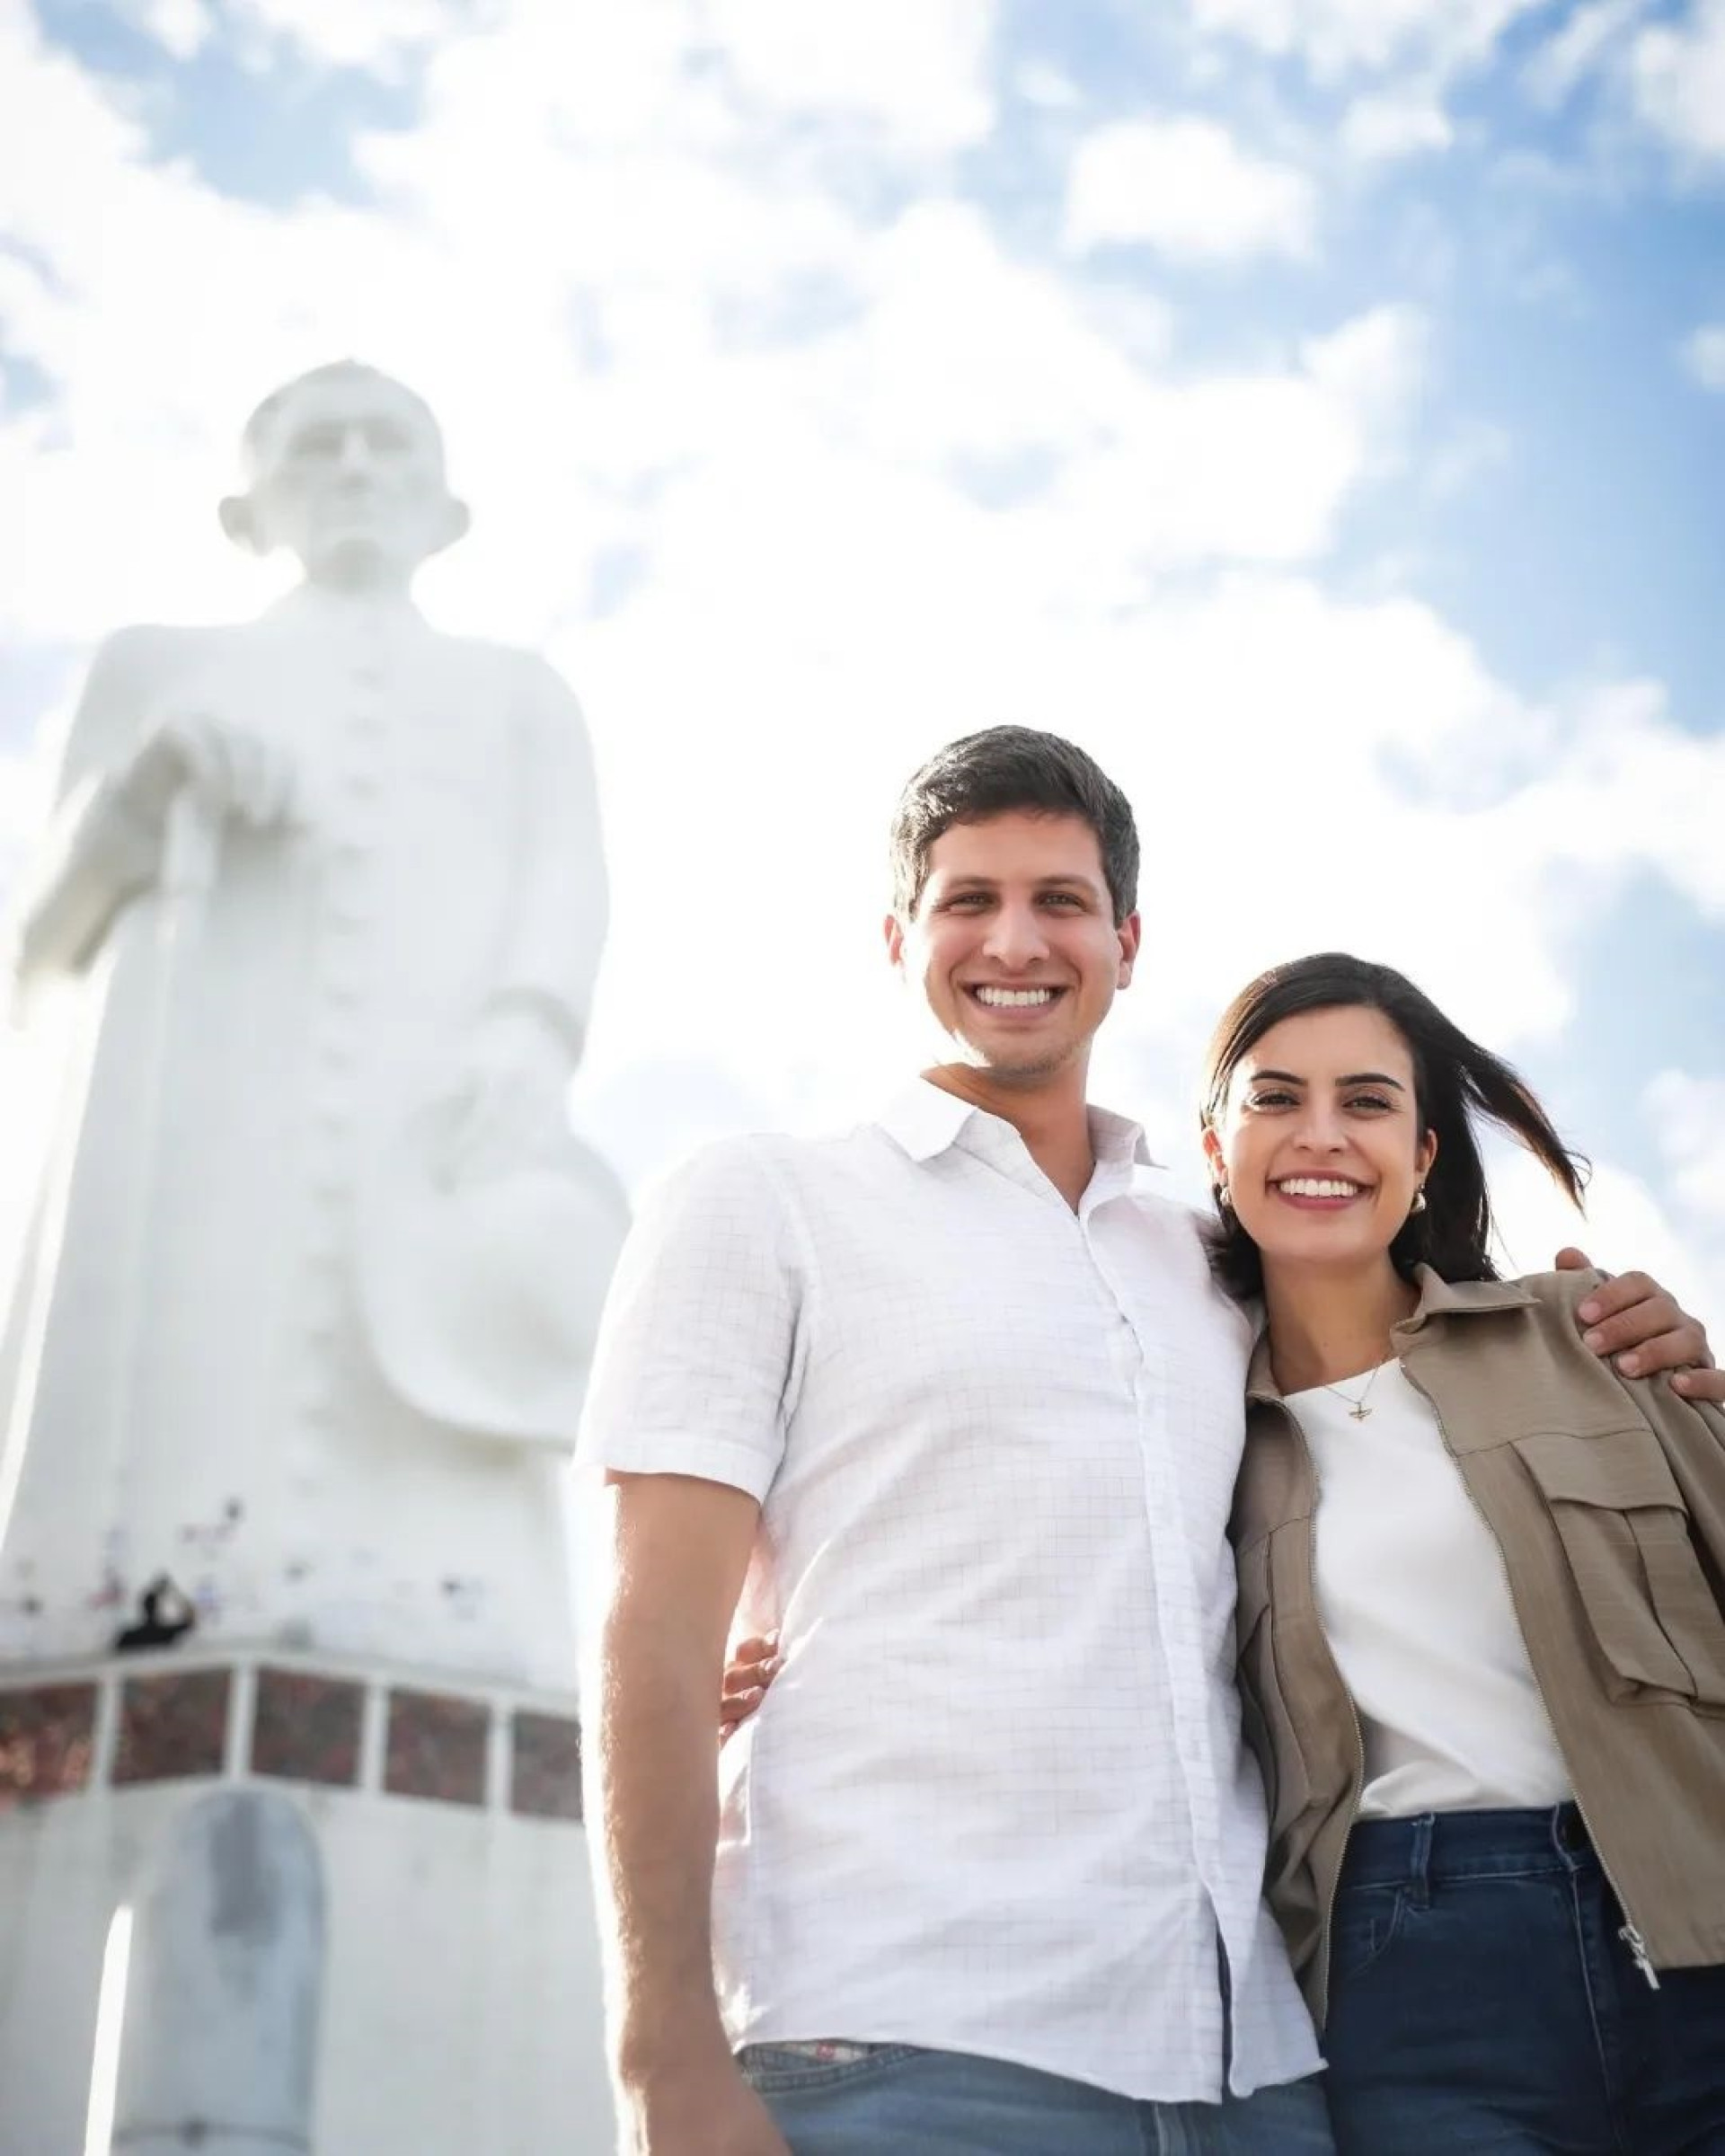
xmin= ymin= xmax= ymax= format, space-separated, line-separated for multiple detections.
xmin=0 ymin=588 xmax=611 ymax=1686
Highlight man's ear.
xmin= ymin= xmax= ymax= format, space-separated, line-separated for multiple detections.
xmin=218 ymin=493 xmax=263 ymax=554
xmin=1116 ymin=909 xmax=1141 ymax=989
xmin=883 ymin=912 xmax=906 ymax=969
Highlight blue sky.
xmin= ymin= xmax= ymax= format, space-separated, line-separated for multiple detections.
xmin=3 ymin=0 xmax=1723 ymax=1313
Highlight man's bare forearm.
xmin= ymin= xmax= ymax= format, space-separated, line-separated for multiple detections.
xmin=582 ymin=1472 xmax=770 ymax=2143
xmin=591 ymin=1594 xmax=734 ymax=2085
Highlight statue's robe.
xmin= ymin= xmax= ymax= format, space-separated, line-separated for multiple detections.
xmin=0 ymin=588 xmax=608 ymax=1684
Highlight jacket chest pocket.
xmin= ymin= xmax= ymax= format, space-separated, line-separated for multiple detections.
xmin=1516 ymin=1427 xmax=1725 ymax=1713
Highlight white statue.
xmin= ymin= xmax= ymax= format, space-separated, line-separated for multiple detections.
xmin=0 ymin=361 xmax=623 ymax=1688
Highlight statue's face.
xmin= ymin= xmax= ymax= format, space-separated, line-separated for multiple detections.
xmin=243 ymin=373 xmax=461 ymax=588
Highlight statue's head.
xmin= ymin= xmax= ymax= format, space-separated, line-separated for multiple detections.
xmin=219 ymin=360 xmax=470 ymax=592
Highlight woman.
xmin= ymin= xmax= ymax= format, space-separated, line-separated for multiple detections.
xmin=725 ymin=951 xmax=1725 ymax=2154
xmin=1199 ymin=951 xmax=1725 ymax=2154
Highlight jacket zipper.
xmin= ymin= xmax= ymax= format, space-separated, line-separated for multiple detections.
xmin=1397 ymin=1356 xmax=1661 ymax=1991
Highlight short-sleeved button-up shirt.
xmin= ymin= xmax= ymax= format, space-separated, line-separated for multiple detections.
xmin=579 ymin=1080 xmax=1321 ymax=2102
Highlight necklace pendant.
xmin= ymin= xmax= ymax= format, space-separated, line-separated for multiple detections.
xmin=1349 ymin=1403 xmax=1372 ymax=1421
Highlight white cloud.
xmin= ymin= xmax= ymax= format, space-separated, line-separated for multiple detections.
xmin=1631 ymin=0 xmax=1725 ymax=163
xmin=707 ymin=0 xmax=998 ymax=153
xmin=1488 ymin=1145 xmax=1725 ymax=1341
xmin=1189 ymin=0 xmax=1542 ymax=84
xmin=1303 ymin=301 xmax=1426 ymax=426
xmin=1644 ymin=1071 xmax=1725 ymax=1226
xmin=1464 ymin=681 xmax=1725 ymax=921
xmin=226 ymin=0 xmax=471 ymax=75
xmin=1013 ymin=59 xmax=1082 ymax=109
xmin=1064 ymin=117 xmax=1317 ymax=263
xmin=1 ymin=0 xmax=1720 ymax=1328
xmin=1524 ymin=0 xmax=1652 ymax=108
xmin=1420 ymin=415 xmax=1513 ymax=501
xmin=0 ymin=0 xmax=1436 ymax=1147
xmin=197 ymin=0 xmax=999 ymax=151
xmin=1340 ymin=88 xmax=1454 ymax=162
xmin=119 ymin=0 xmax=217 ymax=61
xmin=1679 ymin=323 xmax=1725 ymax=389
xmin=0 ymin=0 xmax=1419 ymax=646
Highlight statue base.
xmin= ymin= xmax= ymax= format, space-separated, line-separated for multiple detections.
xmin=0 ymin=1644 xmax=614 ymax=2152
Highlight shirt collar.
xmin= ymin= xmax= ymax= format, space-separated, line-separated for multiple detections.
xmin=1244 ymin=1264 xmax=1538 ymax=1402
xmin=877 ymin=1076 xmax=1160 ymax=1171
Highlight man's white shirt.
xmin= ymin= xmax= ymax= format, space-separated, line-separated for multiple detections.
xmin=578 ymin=1080 xmax=1321 ymax=2103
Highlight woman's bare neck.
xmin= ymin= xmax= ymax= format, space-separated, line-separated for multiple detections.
xmin=1261 ymin=1259 xmax=1420 ymax=1394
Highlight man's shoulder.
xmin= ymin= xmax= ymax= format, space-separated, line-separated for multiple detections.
xmin=1110 ymin=1182 xmax=1251 ymax=1314
xmin=644 ymin=1123 xmax=888 ymax=1206
xmin=1116 ymin=1180 xmax=1216 ymax=1246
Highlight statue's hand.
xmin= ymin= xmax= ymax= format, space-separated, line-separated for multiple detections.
xmin=121 ymin=713 xmax=296 ymax=836
xmin=427 ymin=1004 xmax=574 ymax=1188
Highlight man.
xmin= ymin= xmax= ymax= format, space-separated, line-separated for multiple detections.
xmin=0 ymin=361 xmax=615 ymax=1686
xmin=579 ymin=728 xmax=1718 ymax=2153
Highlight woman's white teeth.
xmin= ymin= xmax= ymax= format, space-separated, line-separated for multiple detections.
xmin=1277 ymin=1178 xmax=1364 ymax=1198
xmin=976 ymin=986 xmax=1056 ymax=1007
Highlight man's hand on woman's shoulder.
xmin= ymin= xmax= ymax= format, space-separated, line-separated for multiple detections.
xmin=1554 ymin=1247 xmax=1724 ymax=1402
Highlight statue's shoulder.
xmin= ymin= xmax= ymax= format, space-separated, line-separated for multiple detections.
xmin=75 ymin=622 xmax=243 ymax=718
xmin=89 ymin=619 xmax=253 ymax=673
xmin=87 ymin=621 xmax=199 ymax=673
xmin=458 ymin=634 xmax=571 ymax=687
xmin=439 ymin=634 xmax=585 ymax=721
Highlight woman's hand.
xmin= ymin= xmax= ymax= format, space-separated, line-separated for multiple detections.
xmin=719 ymin=1633 xmax=780 ymax=1745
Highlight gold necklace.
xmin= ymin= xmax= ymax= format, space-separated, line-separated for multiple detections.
xmin=1320 ymin=1360 xmax=1390 ymax=1421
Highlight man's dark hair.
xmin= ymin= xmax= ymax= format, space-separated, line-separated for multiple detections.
xmin=889 ymin=727 xmax=1140 ymax=925
xmin=1199 ymin=950 xmax=1588 ymax=1301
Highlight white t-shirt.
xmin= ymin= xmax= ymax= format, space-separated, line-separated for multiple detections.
xmin=1287 ymin=1359 xmax=1570 ymax=1819
xmin=579 ymin=1082 xmax=1321 ymax=2103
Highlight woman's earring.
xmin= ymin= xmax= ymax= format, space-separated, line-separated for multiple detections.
xmin=1410 ymin=1188 xmax=1428 ymax=1215
xmin=1216 ymin=1183 xmax=1234 ymax=1212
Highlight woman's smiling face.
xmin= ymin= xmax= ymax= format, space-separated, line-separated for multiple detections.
xmin=1205 ymin=1003 xmax=1438 ymax=1279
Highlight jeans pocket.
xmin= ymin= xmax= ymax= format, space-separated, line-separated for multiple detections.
xmin=737 ymin=2040 xmax=922 ymax=2095
xmin=1329 ymin=1883 xmax=1406 ymax=1985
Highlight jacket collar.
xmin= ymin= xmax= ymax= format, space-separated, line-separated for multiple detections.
xmin=1245 ymin=1264 xmax=1536 ymax=1403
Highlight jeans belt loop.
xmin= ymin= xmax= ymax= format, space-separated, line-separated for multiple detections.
xmin=1408 ymin=1813 xmax=1435 ymax=1912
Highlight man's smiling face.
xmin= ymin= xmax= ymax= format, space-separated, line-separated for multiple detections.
xmin=885 ymin=809 xmax=1139 ymax=1089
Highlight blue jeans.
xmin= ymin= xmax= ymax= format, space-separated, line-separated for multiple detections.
xmin=1324 ymin=1805 xmax=1725 ymax=2154
xmin=738 ymin=2041 xmax=1332 ymax=2154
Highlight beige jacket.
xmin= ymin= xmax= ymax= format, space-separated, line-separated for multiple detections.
xmin=1232 ymin=1265 xmax=1725 ymax=2026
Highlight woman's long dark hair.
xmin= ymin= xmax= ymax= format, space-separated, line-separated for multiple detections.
xmin=1199 ymin=952 xmax=1588 ymax=1302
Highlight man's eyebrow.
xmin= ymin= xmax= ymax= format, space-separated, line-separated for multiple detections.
xmin=931 ymin=870 xmax=1104 ymax=894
